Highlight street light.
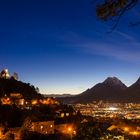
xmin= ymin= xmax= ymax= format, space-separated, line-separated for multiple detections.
xmin=68 ymin=127 xmax=72 ymax=132
xmin=132 ymin=131 xmax=138 ymax=136
xmin=124 ymin=127 xmax=129 ymax=132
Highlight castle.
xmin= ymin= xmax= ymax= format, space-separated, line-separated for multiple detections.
xmin=0 ymin=69 xmax=18 ymax=80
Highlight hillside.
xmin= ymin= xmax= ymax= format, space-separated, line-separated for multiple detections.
xmin=123 ymin=77 xmax=140 ymax=102
xmin=0 ymin=78 xmax=42 ymax=99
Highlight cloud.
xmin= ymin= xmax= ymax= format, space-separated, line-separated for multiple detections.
xmin=77 ymin=41 xmax=140 ymax=62
xmin=115 ymin=31 xmax=136 ymax=42
xmin=58 ymin=30 xmax=140 ymax=63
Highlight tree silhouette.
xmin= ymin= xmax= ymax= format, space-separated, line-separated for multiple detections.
xmin=96 ymin=0 xmax=139 ymax=30
xmin=11 ymin=72 xmax=18 ymax=80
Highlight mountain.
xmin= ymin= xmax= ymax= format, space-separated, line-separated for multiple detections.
xmin=123 ymin=77 xmax=140 ymax=102
xmin=103 ymin=77 xmax=127 ymax=90
xmin=0 ymin=78 xmax=42 ymax=99
xmin=76 ymin=77 xmax=127 ymax=102
xmin=57 ymin=77 xmax=140 ymax=104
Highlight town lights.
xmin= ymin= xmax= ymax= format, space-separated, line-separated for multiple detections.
xmin=40 ymin=125 xmax=43 ymax=130
xmin=68 ymin=127 xmax=72 ymax=132
xmin=132 ymin=131 xmax=138 ymax=136
xmin=124 ymin=127 xmax=129 ymax=132
xmin=73 ymin=130 xmax=76 ymax=135
xmin=67 ymin=126 xmax=76 ymax=135
xmin=32 ymin=100 xmax=38 ymax=105
xmin=108 ymin=107 xmax=118 ymax=111
xmin=0 ymin=131 xmax=2 ymax=138
xmin=129 ymin=131 xmax=139 ymax=136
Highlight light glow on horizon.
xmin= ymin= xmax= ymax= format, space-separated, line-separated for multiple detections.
xmin=108 ymin=107 xmax=118 ymax=111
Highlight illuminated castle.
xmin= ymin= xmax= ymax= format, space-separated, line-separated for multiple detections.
xmin=0 ymin=69 xmax=10 ymax=79
xmin=0 ymin=69 xmax=18 ymax=80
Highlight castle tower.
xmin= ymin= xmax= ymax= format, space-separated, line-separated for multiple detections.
xmin=0 ymin=69 xmax=10 ymax=79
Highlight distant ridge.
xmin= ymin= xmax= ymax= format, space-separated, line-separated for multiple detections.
xmin=44 ymin=94 xmax=73 ymax=98
xmin=57 ymin=77 xmax=140 ymax=104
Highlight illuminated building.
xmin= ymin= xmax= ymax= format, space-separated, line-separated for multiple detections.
xmin=30 ymin=121 xmax=54 ymax=134
xmin=16 ymin=99 xmax=25 ymax=106
xmin=60 ymin=113 xmax=65 ymax=118
xmin=1 ymin=95 xmax=12 ymax=105
xmin=31 ymin=99 xmax=38 ymax=105
xmin=59 ymin=112 xmax=72 ymax=118
xmin=55 ymin=123 xmax=76 ymax=135
xmin=0 ymin=69 xmax=10 ymax=79
xmin=39 ymin=97 xmax=60 ymax=105
xmin=10 ymin=93 xmax=22 ymax=99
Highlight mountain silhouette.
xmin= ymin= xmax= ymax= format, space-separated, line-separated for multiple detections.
xmin=122 ymin=77 xmax=140 ymax=102
xmin=57 ymin=77 xmax=140 ymax=103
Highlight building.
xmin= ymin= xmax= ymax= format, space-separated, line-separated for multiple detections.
xmin=0 ymin=69 xmax=10 ymax=79
xmin=1 ymin=95 xmax=12 ymax=105
xmin=7 ymin=127 xmax=21 ymax=140
xmin=39 ymin=97 xmax=59 ymax=105
xmin=55 ymin=123 xmax=76 ymax=135
xmin=30 ymin=121 xmax=54 ymax=135
xmin=10 ymin=93 xmax=23 ymax=99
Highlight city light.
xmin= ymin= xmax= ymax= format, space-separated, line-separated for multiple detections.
xmin=129 ymin=131 xmax=139 ymax=136
xmin=108 ymin=107 xmax=118 ymax=111
xmin=40 ymin=125 xmax=43 ymax=129
xmin=132 ymin=131 xmax=139 ymax=136
xmin=32 ymin=100 xmax=38 ymax=105
xmin=124 ymin=127 xmax=129 ymax=132
xmin=68 ymin=127 xmax=72 ymax=132
xmin=73 ymin=130 xmax=76 ymax=135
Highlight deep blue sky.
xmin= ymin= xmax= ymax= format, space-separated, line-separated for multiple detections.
xmin=0 ymin=0 xmax=140 ymax=94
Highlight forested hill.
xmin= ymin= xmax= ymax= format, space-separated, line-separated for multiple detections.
xmin=0 ymin=78 xmax=42 ymax=99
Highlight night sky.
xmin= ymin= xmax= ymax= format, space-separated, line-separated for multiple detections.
xmin=0 ymin=0 xmax=140 ymax=94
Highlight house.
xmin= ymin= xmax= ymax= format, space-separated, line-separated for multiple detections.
xmin=30 ymin=121 xmax=54 ymax=134
xmin=1 ymin=95 xmax=12 ymax=105
xmin=55 ymin=123 xmax=76 ymax=135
